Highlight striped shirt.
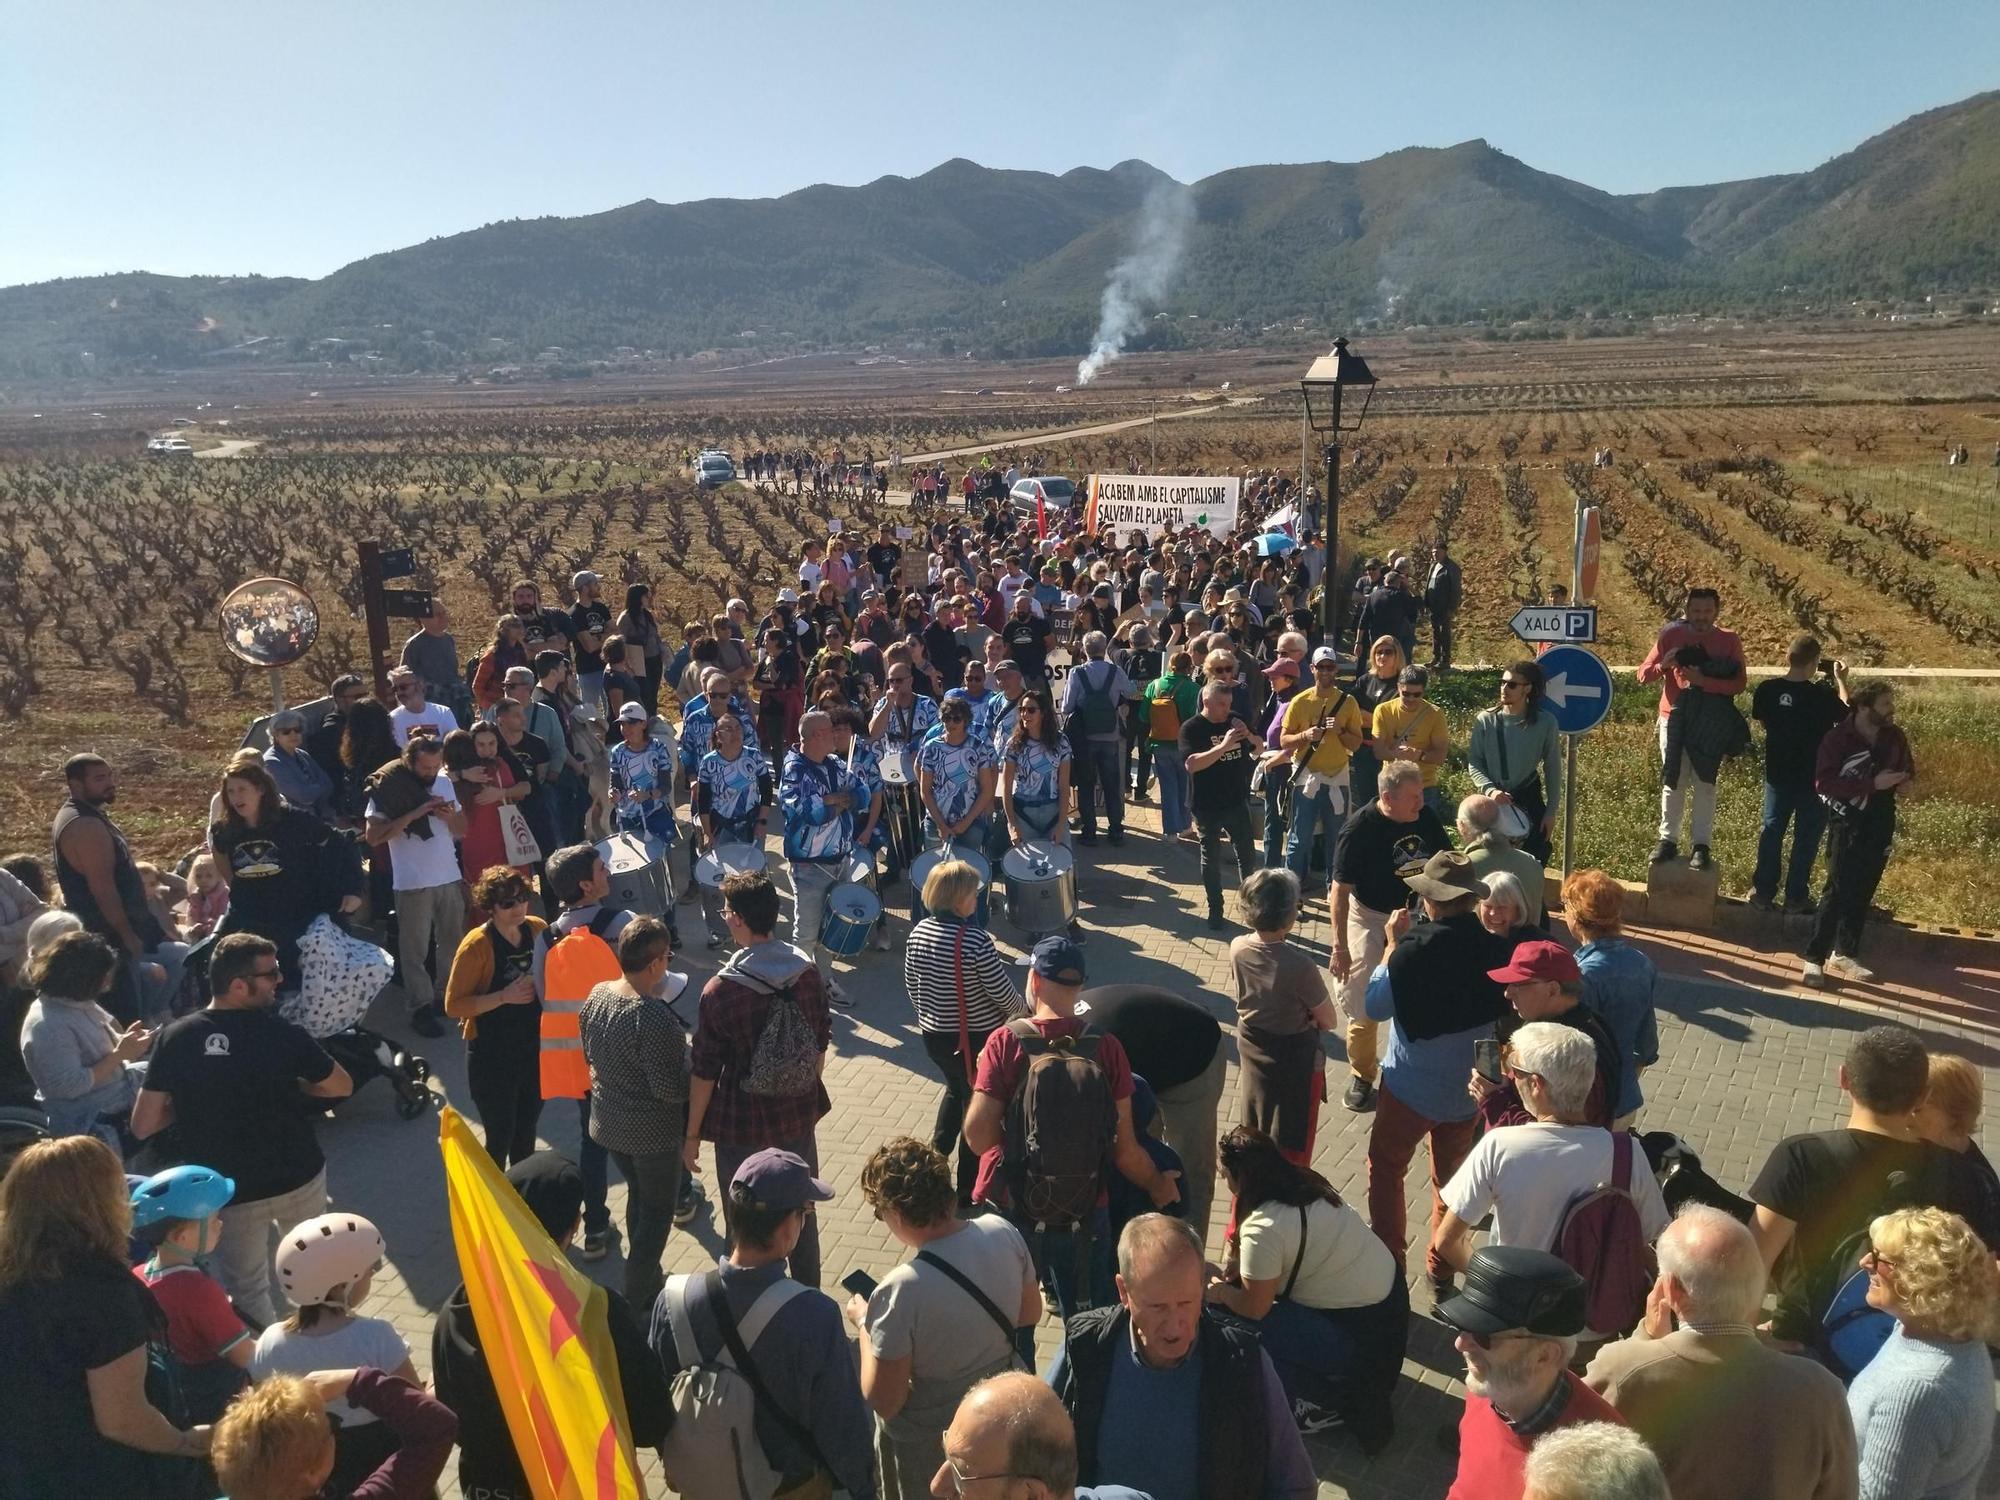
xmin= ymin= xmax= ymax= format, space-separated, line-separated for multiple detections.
xmin=902 ymin=915 xmax=1025 ymax=1036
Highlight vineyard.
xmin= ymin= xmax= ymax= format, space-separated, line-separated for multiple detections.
xmin=2 ymin=329 xmax=1998 ymax=922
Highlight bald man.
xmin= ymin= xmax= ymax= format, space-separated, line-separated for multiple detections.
xmin=934 ymin=1372 xmax=1150 ymax=1500
xmin=1584 ymin=1206 xmax=1856 ymax=1500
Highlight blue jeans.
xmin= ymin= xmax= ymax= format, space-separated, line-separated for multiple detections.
xmin=574 ymin=1096 xmax=611 ymax=1235
xmin=1753 ymin=779 xmax=1826 ymax=904
xmin=1152 ymin=744 xmax=1190 ymax=836
xmin=1287 ymin=784 xmax=1346 ymax=881
xmin=1008 ymin=1207 xmax=1113 ymax=1325
xmin=1072 ymin=737 xmax=1125 ymax=838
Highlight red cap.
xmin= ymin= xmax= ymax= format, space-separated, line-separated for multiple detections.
xmin=1487 ymin=939 xmax=1582 ymax=986
xmin=1262 ymin=658 xmax=1300 ymax=680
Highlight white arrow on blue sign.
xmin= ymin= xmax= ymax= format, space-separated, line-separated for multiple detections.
xmin=1536 ymin=645 xmax=1615 ymax=735
xmin=1510 ymin=605 xmax=1597 ymax=644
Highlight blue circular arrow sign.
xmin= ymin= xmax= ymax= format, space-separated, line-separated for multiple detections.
xmin=1535 ymin=645 xmax=1614 ymax=735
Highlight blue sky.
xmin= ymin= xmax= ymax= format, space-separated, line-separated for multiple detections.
xmin=4 ymin=0 xmax=1996 ymax=288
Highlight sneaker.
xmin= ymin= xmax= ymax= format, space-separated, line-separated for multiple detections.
xmin=1343 ymin=1075 xmax=1377 ymax=1113
xmin=1801 ymin=960 xmax=1827 ymax=989
xmin=1067 ymin=920 xmax=1089 ymax=946
xmin=1748 ymin=890 xmax=1775 ymax=911
xmin=1130 ymin=788 xmax=1150 ymax=803
xmin=1785 ymin=897 xmax=1818 ymax=916
xmin=1427 ymin=1269 xmax=1456 ymax=1304
xmin=1291 ymin=1399 xmax=1345 ymax=1436
xmin=1106 ymin=831 xmax=1125 ymax=848
xmin=873 ymin=929 xmax=891 ymax=951
xmin=827 ymin=977 xmax=855 ymax=1008
xmin=673 ymin=1179 xmax=702 ymax=1228
xmin=1176 ymin=829 xmax=1201 ymax=845
xmin=1649 ymin=840 xmax=1679 ymax=864
xmin=409 ymin=1007 xmax=447 ymax=1039
xmin=1078 ymin=833 xmax=1099 ymax=848
xmin=1206 ymin=912 xmax=1227 ymax=932
xmin=579 ymin=1229 xmax=608 ymax=1262
xmin=1827 ymin=954 xmax=1877 ymax=983
xmin=1688 ymin=845 xmax=1712 ymax=872
xmin=705 ymin=930 xmax=725 ymax=949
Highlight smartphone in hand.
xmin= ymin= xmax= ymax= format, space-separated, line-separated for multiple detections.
xmin=1473 ymin=1037 xmax=1505 ymax=1084
xmin=841 ymin=1268 xmax=879 ymax=1300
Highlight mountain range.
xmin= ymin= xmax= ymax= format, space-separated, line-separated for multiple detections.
xmin=4 ymin=90 xmax=1996 ymax=379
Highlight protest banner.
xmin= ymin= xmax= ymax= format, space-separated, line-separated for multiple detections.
xmin=1085 ymin=474 xmax=1240 ymax=539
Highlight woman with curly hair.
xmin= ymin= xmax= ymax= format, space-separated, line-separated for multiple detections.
xmin=1563 ymin=868 xmax=1658 ymax=1129
xmin=443 ymin=867 xmax=546 ymax=1169
xmin=843 ymin=1136 xmax=1038 ymax=1497
xmin=1847 ymin=1205 xmax=1998 ymax=1499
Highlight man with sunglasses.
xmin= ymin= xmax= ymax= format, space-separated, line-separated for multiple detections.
xmin=131 ymin=933 xmax=353 ymax=1324
xmin=386 ymin=665 xmax=459 ymax=747
xmin=1435 ymin=1246 xmax=1622 ymax=1500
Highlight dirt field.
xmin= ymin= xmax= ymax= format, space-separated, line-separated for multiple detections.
xmin=4 ymin=326 xmax=1997 ymax=920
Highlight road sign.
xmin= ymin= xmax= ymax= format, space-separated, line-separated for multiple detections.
xmin=378 ymin=547 xmax=417 ymax=580
xmin=382 ymin=588 xmax=435 ymax=619
xmin=1510 ymin=605 xmax=1598 ymax=644
xmin=1537 ymin=645 xmax=1614 ymax=735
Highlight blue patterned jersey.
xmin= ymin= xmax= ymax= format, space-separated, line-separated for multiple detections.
xmin=1004 ymin=734 xmax=1072 ymax=805
xmin=698 ymin=745 xmax=772 ymax=825
xmin=609 ymin=739 xmax=679 ymax=841
xmin=679 ymin=695 xmax=761 ymax=779
xmin=943 ymin=687 xmax=1007 ymax=745
xmin=872 ymin=693 xmax=938 ymax=755
xmin=780 ymin=749 xmax=861 ymax=862
xmin=916 ymin=733 xmax=998 ymax=825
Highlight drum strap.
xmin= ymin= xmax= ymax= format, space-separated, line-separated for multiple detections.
xmin=954 ymin=923 xmax=975 ymax=1086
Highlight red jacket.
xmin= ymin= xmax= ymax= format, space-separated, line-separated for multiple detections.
xmin=1636 ymin=622 xmax=1745 ymax=719
xmin=1814 ymin=716 xmax=1913 ymax=813
xmin=1448 ymin=1372 xmax=1625 ymax=1500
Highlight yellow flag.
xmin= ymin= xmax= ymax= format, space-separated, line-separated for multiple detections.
xmin=439 ymin=1106 xmax=645 ymax=1499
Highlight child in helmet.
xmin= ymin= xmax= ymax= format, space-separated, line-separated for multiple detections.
xmin=131 ymin=1164 xmax=253 ymax=1422
xmin=250 ymin=1212 xmax=421 ymax=1495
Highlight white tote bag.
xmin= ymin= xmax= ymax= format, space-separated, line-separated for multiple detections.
xmin=498 ymin=802 xmax=542 ymax=867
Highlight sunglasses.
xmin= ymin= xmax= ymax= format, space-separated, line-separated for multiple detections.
xmin=1500 ymin=680 xmax=1525 ymax=691
xmin=274 ymin=726 xmax=303 ymax=736
xmin=493 ymin=896 xmax=530 ymax=910
xmin=1860 ymin=1246 xmax=1896 ymax=1274
xmin=1458 ymin=1328 xmax=1540 ymax=1352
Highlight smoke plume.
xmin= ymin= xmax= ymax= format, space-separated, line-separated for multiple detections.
xmin=1076 ymin=181 xmax=1195 ymax=387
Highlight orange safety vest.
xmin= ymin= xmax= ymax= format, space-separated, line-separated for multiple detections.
xmin=540 ymin=912 xmax=622 ymax=1100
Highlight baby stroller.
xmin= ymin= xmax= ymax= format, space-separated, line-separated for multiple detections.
xmin=285 ymin=916 xmax=435 ymax=1121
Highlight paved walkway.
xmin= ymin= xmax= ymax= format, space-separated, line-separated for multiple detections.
xmin=316 ymin=797 xmax=1999 ymax=1499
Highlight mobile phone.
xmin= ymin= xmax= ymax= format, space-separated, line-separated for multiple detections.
xmin=1474 ymin=1038 xmax=1504 ymax=1084
xmin=841 ymin=1268 xmax=879 ymax=1299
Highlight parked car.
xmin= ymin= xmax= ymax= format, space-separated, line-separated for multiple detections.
xmin=1009 ymin=476 xmax=1076 ymax=520
xmin=696 ymin=451 xmax=736 ymax=488
xmin=145 ymin=436 xmax=195 ymax=457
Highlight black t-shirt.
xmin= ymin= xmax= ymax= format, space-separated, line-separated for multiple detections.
xmin=1003 ymin=615 xmax=1054 ymax=675
xmin=470 ymin=923 xmax=542 ymax=1062
xmin=1752 ymin=675 xmax=1845 ymax=786
xmin=0 ymin=1261 xmax=178 ymax=1498
xmin=1079 ymin=984 xmax=1221 ymax=1090
xmin=867 ymin=542 xmax=902 ymax=581
xmin=519 ymin=607 xmax=573 ymax=657
xmin=1751 ymin=1127 xmax=2000 ymax=1338
xmin=1179 ymin=713 xmax=1255 ymax=817
xmin=145 ymin=1007 xmax=337 ymax=1201
xmin=1332 ymin=803 xmax=1451 ymax=914
xmin=569 ymin=600 xmax=613 ymax=674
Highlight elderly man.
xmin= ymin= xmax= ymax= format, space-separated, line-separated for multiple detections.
xmin=1061 ymin=631 xmax=1132 ymax=846
xmin=779 ymin=711 xmax=867 ymax=1005
xmin=1458 ymin=794 xmax=1546 ymax=926
xmin=1521 ymin=1425 xmax=1668 ymax=1500
xmin=387 ymin=664 xmax=460 ymax=745
xmin=1584 ymin=1206 xmax=1858 ymax=1500
xmin=1437 ymin=1247 xmax=1626 ymax=1500
xmin=1473 ymin=939 xmax=1622 ymax=1129
xmin=1330 ymin=761 xmax=1451 ymax=1111
xmin=1048 ymin=1216 xmax=1315 ymax=1500
xmin=936 ymin=1372 xmax=1152 ymax=1500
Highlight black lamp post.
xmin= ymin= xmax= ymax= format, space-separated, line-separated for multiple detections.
xmin=1301 ymin=337 xmax=1377 ymax=653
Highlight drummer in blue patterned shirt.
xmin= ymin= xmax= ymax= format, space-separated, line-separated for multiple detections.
xmin=780 ymin=710 xmax=866 ymax=1006
xmin=917 ymin=696 xmax=999 ymax=860
xmin=1000 ymin=687 xmax=1072 ymax=848
xmin=943 ymin=660 xmax=1006 ymax=745
xmin=679 ymin=671 xmax=761 ymax=792
xmin=868 ymin=661 xmax=937 ymax=884
xmin=828 ymin=705 xmax=891 ymax=951
xmin=694 ymin=712 xmax=774 ymax=949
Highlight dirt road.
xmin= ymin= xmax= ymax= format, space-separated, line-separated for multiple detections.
xmin=899 ymin=393 xmax=1262 ymax=465
xmin=196 ymin=437 xmax=263 ymax=459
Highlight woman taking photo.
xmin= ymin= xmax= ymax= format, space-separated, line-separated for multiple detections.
xmin=1467 ymin=658 xmax=1562 ymax=864
xmin=20 ymin=931 xmax=151 ymax=1146
xmin=1205 ymin=1125 xmax=1407 ymax=1449
xmin=1847 ymin=1206 xmax=1998 ymax=1500
xmin=1347 ymin=635 xmax=1406 ymax=809
xmin=0 ymin=1135 xmax=209 ymax=1494
xmin=1230 ymin=868 xmax=1339 ymax=1168
xmin=902 ymin=860 xmax=1024 ymax=1209
xmin=211 ymin=759 xmax=363 ymax=990
xmin=615 ymin=584 xmax=664 ymax=715
xmin=999 ymin=688 xmax=1071 ymax=847
xmin=847 ymin=1137 xmax=1039 ymax=1496
xmin=444 ymin=867 xmax=546 ymax=1169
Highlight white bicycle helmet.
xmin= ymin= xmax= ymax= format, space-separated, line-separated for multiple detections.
xmin=275 ymin=1212 xmax=386 ymax=1308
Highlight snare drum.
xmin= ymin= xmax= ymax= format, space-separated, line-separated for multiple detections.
xmin=597 ymin=831 xmax=672 ymax=917
xmin=880 ymin=749 xmax=914 ymax=788
xmin=1002 ymin=840 xmax=1078 ymax=936
xmin=819 ymin=883 xmax=882 ymax=957
xmin=695 ymin=840 xmax=767 ymax=891
xmin=910 ymin=845 xmax=992 ymax=925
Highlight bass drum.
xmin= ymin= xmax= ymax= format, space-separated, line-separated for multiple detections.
xmin=597 ymin=831 xmax=672 ymax=917
xmin=909 ymin=845 xmax=992 ymax=925
xmin=1001 ymin=840 xmax=1077 ymax=936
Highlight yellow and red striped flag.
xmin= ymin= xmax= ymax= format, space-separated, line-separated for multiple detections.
xmin=439 ymin=1106 xmax=646 ymax=1500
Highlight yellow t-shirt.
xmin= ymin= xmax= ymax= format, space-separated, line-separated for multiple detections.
xmin=1370 ymin=697 xmax=1450 ymax=787
xmin=1282 ymin=685 xmax=1365 ymax=776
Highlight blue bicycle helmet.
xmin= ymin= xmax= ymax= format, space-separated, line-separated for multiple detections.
xmin=130 ymin=1164 xmax=237 ymax=1228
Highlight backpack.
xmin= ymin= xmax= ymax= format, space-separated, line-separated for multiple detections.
xmin=1000 ymin=1019 xmax=1117 ymax=1229
xmin=658 ymin=1271 xmax=816 ymax=1500
xmin=1147 ymin=680 xmax=1184 ymax=744
xmin=1070 ymin=662 xmax=1120 ymax=738
xmin=1551 ymin=1130 xmax=1656 ymax=1336
xmin=1810 ymin=1167 xmax=1920 ymax=1382
xmin=727 ymin=962 xmax=822 ymax=1099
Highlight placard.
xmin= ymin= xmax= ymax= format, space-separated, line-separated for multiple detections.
xmin=895 ymin=525 xmax=914 ymax=540
xmin=1085 ymin=474 xmax=1240 ymax=539
xmin=829 ymin=518 xmax=844 ymax=534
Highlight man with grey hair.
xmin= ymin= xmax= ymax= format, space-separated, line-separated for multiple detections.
xmin=1432 ymin=1021 xmax=1668 ymax=1280
xmin=1061 ymin=629 xmax=1133 ymax=847
xmin=1522 ymin=1423 xmax=1668 ymax=1500
xmin=1047 ymin=1214 xmax=1315 ymax=1500
xmin=778 ymin=709 xmax=865 ymax=1003
xmin=936 ymin=1371 xmax=1152 ymax=1499
xmin=1458 ymin=793 xmax=1545 ymax=926
xmin=1584 ymin=1206 xmax=1858 ymax=1500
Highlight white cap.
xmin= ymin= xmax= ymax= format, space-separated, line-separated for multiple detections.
xmin=617 ymin=702 xmax=649 ymax=722
xmin=1311 ymin=646 xmax=1341 ymax=666
xmin=275 ymin=1213 xmax=385 ymax=1308
xmin=776 ymin=588 xmax=800 ymax=604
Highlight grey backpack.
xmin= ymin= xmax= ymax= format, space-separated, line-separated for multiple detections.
xmin=729 ymin=960 xmax=821 ymax=1099
xmin=658 ymin=1272 xmax=813 ymax=1500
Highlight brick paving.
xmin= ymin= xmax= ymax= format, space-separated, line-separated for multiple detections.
xmin=312 ymin=794 xmax=2000 ymax=1499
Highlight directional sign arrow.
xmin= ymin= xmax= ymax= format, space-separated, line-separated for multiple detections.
xmin=1510 ymin=605 xmax=1597 ymax=644
xmin=1543 ymin=671 xmax=1603 ymax=711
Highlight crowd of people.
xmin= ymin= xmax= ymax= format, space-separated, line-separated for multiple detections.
xmin=0 ymin=462 xmax=1988 ymax=1500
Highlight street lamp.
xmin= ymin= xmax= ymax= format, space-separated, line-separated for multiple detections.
xmin=1301 ymin=336 xmax=1377 ymax=653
